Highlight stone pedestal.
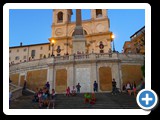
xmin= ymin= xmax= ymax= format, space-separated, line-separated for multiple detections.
xmin=72 ymin=37 xmax=86 ymax=54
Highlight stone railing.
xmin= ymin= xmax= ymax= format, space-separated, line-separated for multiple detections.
xmin=9 ymin=58 xmax=54 ymax=72
xmin=9 ymin=83 xmax=23 ymax=100
xmin=9 ymin=53 xmax=144 ymax=72
xmin=118 ymin=53 xmax=144 ymax=61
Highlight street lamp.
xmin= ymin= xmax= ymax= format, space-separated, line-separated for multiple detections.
xmin=111 ymin=33 xmax=116 ymax=52
xmin=51 ymin=39 xmax=55 ymax=57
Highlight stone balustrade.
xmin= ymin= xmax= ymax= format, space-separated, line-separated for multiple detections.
xmin=9 ymin=53 xmax=144 ymax=72
xmin=118 ymin=53 xmax=144 ymax=61
xmin=9 ymin=83 xmax=23 ymax=100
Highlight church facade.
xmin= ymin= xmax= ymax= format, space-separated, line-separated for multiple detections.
xmin=9 ymin=9 xmax=144 ymax=93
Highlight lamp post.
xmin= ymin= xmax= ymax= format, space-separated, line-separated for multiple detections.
xmin=111 ymin=33 xmax=115 ymax=52
xmin=51 ymin=39 xmax=55 ymax=57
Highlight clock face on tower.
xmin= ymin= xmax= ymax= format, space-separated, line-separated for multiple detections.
xmin=96 ymin=23 xmax=106 ymax=32
xmin=55 ymin=28 xmax=63 ymax=36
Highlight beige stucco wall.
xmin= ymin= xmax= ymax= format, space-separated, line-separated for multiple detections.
xmin=9 ymin=53 xmax=144 ymax=93
xmin=9 ymin=44 xmax=52 ymax=64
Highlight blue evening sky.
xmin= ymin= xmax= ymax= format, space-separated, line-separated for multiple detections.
xmin=9 ymin=9 xmax=145 ymax=52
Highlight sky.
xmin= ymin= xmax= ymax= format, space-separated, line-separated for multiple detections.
xmin=9 ymin=9 xmax=145 ymax=52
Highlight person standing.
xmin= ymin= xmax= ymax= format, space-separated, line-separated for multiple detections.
xmin=23 ymin=80 xmax=27 ymax=90
xmin=45 ymin=81 xmax=50 ymax=91
xmin=9 ymin=92 xmax=12 ymax=107
xmin=112 ymin=78 xmax=117 ymax=95
xmin=93 ymin=81 xmax=98 ymax=92
xmin=76 ymin=83 xmax=81 ymax=93
xmin=66 ymin=86 xmax=70 ymax=97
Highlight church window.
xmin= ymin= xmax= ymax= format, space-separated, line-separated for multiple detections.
xmin=72 ymin=30 xmax=88 ymax=36
xmin=96 ymin=9 xmax=102 ymax=18
xmin=57 ymin=12 xmax=63 ymax=23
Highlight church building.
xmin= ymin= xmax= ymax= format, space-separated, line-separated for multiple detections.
xmin=9 ymin=9 xmax=144 ymax=93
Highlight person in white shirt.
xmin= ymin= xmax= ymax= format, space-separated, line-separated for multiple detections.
xmin=126 ymin=82 xmax=131 ymax=89
xmin=71 ymin=86 xmax=76 ymax=96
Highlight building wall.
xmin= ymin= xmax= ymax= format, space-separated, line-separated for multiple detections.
xmin=123 ymin=41 xmax=132 ymax=53
xmin=10 ymin=73 xmax=19 ymax=86
xmin=26 ymin=69 xmax=48 ymax=91
xmin=55 ymin=69 xmax=67 ymax=92
xmin=20 ymin=75 xmax=25 ymax=87
xmin=121 ymin=64 xmax=143 ymax=86
xmin=99 ymin=67 xmax=112 ymax=91
xmin=9 ymin=53 xmax=144 ymax=93
xmin=9 ymin=44 xmax=52 ymax=64
xmin=123 ymin=26 xmax=145 ymax=54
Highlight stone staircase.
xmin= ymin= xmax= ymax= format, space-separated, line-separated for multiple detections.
xmin=55 ymin=93 xmax=139 ymax=109
xmin=9 ymin=83 xmax=23 ymax=100
xmin=10 ymin=92 xmax=140 ymax=109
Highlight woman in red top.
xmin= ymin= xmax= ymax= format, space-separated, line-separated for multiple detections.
xmin=66 ymin=86 xmax=70 ymax=97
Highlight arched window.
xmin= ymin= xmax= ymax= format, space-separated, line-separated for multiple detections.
xmin=57 ymin=12 xmax=63 ymax=23
xmin=96 ymin=9 xmax=102 ymax=18
xmin=72 ymin=30 xmax=88 ymax=36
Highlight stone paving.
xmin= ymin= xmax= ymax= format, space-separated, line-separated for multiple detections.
xmin=9 ymin=90 xmax=140 ymax=109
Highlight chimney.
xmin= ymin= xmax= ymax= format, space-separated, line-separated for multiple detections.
xmin=20 ymin=42 xmax=22 ymax=46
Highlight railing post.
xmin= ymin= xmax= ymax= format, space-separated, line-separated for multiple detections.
xmin=89 ymin=53 xmax=96 ymax=60
xmin=69 ymin=55 xmax=74 ymax=61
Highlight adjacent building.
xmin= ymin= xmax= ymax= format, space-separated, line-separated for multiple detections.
xmin=123 ymin=26 xmax=145 ymax=54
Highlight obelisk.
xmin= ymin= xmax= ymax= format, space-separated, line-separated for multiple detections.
xmin=72 ymin=9 xmax=86 ymax=54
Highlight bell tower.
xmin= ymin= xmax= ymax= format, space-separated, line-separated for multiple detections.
xmin=52 ymin=9 xmax=72 ymax=25
xmin=91 ymin=9 xmax=107 ymax=19
xmin=51 ymin=9 xmax=73 ymax=38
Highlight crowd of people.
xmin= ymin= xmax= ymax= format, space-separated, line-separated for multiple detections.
xmin=66 ymin=83 xmax=81 ymax=97
xmin=29 ymin=78 xmax=145 ymax=109
xmin=122 ymin=78 xmax=145 ymax=96
xmin=32 ymin=82 xmax=56 ymax=109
